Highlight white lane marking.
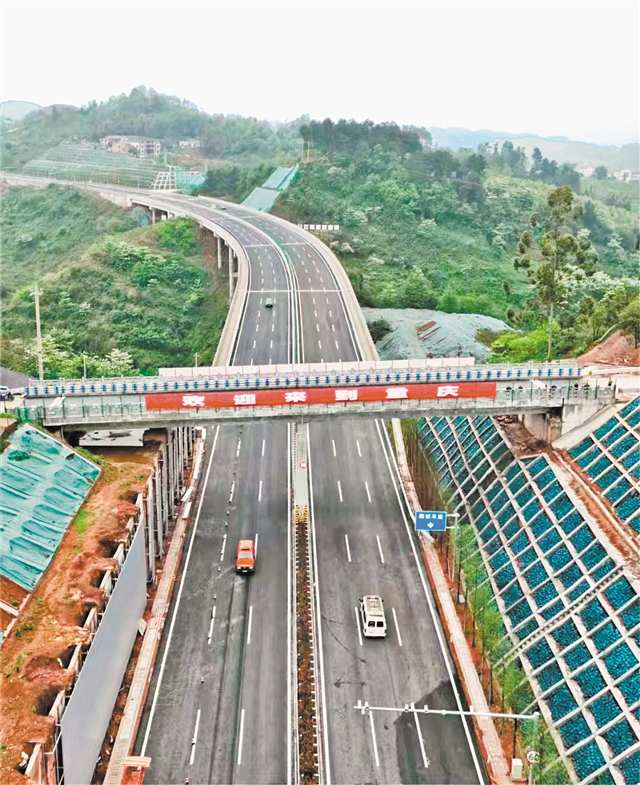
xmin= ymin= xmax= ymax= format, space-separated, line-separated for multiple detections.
xmin=368 ymin=708 xmax=380 ymax=767
xmin=337 ymin=480 xmax=343 ymax=502
xmin=219 ymin=533 xmax=227 ymax=562
xmin=413 ymin=702 xmax=429 ymax=768
xmin=331 ymin=324 xmax=335 ymax=332
xmin=316 ymin=323 xmax=320 ymax=332
xmin=247 ymin=605 xmax=253 ymax=645
xmin=261 ymin=438 xmax=266 ymax=457
xmin=237 ymin=707 xmax=246 ymax=765
xmin=335 ymin=340 xmax=340 ymax=351
xmin=207 ymin=604 xmax=217 ymax=645
xmin=270 ymin=338 xmax=273 ymax=349
xmin=254 ymin=532 xmax=259 ymax=555
xmin=229 ymin=481 xmax=235 ymax=503
xmin=189 ymin=708 xmax=201 ymax=765
xmin=255 ymin=323 xmax=259 ymax=332
xmin=236 ymin=439 xmax=242 ymax=457
xmin=355 ymin=606 xmax=363 ymax=646
xmin=272 ymin=323 xmax=275 ymax=332
xmin=356 ymin=440 xmax=362 ymax=458
xmin=392 ymin=607 xmax=403 ymax=646
xmin=318 ymin=339 xmax=322 ymax=350
xmin=252 ymin=339 xmax=256 ymax=349
xmin=344 ymin=534 xmax=352 ymax=563
xmin=364 ymin=481 xmax=372 ymax=503
xmin=258 ymin=480 xmax=263 ymax=501
xmin=314 ymin=310 xmax=318 ymax=318
xmin=374 ymin=420 xmax=484 ymax=783
xmin=331 ymin=439 xmax=336 ymax=457
xmin=376 ymin=535 xmax=385 ymax=564
xmin=141 ymin=427 xmax=219 ymax=754
xmin=250 ymin=358 xmax=254 ymax=365
xmin=312 ymin=297 xmax=316 ymax=304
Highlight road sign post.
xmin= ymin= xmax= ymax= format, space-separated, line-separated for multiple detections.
xmin=415 ymin=510 xmax=447 ymax=533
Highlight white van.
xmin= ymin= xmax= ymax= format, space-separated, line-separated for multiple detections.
xmin=359 ymin=595 xmax=387 ymax=638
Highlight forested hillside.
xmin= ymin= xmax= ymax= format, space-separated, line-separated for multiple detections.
xmin=0 ymin=86 xmax=300 ymax=170
xmin=276 ymin=120 xmax=639 ymax=360
xmin=0 ymin=185 xmax=228 ymax=377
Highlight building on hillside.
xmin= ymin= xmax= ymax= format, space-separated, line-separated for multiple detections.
xmin=577 ymin=165 xmax=595 ymax=178
xmin=612 ymin=169 xmax=639 ymax=182
xmin=101 ymin=135 xmax=161 ymax=157
xmin=178 ymin=138 xmax=201 ymax=149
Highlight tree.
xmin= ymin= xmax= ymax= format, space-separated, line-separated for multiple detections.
xmin=514 ymin=186 xmax=598 ymax=359
xmin=400 ymin=268 xmax=436 ymax=308
xmin=593 ymin=165 xmax=608 ymax=180
xmin=531 ymin=147 xmax=543 ymax=175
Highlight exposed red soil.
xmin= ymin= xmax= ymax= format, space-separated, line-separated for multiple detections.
xmin=577 ymin=330 xmax=640 ymax=367
xmin=0 ymin=445 xmax=157 ymax=785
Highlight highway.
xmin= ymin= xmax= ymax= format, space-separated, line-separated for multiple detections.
xmin=133 ymin=194 xmax=484 ymax=783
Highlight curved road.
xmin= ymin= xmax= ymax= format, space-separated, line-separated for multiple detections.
xmin=128 ymin=193 xmax=484 ymax=785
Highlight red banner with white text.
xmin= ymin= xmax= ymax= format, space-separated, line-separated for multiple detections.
xmin=144 ymin=381 xmax=497 ymax=411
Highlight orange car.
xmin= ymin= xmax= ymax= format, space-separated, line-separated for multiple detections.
xmin=235 ymin=539 xmax=256 ymax=574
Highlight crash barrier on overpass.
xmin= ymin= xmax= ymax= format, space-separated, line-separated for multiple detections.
xmin=242 ymin=165 xmax=298 ymax=211
xmin=0 ymin=425 xmax=100 ymax=592
xmin=25 ymin=360 xmax=586 ymax=398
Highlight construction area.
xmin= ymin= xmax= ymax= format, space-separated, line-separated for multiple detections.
xmin=0 ymin=418 xmax=199 ymax=785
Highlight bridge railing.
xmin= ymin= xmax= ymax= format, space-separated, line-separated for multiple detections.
xmin=15 ymin=384 xmax=615 ymax=428
xmin=25 ymin=360 xmax=587 ymax=399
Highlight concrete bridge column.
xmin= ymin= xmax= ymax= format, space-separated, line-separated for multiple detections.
xmin=154 ymin=467 xmax=163 ymax=557
xmin=217 ymin=237 xmax=222 ymax=270
xmin=228 ymin=246 xmax=235 ymax=301
xmin=168 ymin=429 xmax=177 ymax=517
xmin=161 ymin=445 xmax=170 ymax=529
xmin=146 ymin=476 xmax=157 ymax=582
xmin=151 ymin=208 xmax=156 ymax=225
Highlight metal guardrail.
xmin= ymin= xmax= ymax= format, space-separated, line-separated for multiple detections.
xmin=25 ymin=361 xmax=585 ymax=399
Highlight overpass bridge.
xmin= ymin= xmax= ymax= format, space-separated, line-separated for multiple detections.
xmin=6 ymin=173 xmax=632 ymax=785
xmin=18 ymin=360 xmax=614 ymax=429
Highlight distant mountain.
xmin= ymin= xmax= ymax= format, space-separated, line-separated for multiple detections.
xmin=0 ymin=100 xmax=41 ymax=122
xmin=429 ymin=127 xmax=638 ymax=170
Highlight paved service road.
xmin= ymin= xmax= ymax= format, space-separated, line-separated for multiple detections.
xmin=134 ymin=193 xmax=485 ymax=784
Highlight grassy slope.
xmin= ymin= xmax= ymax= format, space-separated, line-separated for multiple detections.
xmin=0 ymin=185 xmax=228 ymax=375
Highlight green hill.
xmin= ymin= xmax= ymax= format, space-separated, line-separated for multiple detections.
xmin=0 ymin=185 xmax=228 ymax=377
xmin=0 ymin=86 xmax=300 ymax=171
xmin=429 ymin=127 xmax=638 ymax=170
xmin=0 ymin=100 xmax=41 ymax=122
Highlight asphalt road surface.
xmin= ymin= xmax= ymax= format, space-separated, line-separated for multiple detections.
xmin=134 ymin=195 xmax=485 ymax=785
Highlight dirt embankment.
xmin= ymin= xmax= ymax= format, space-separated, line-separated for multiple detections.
xmin=578 ymin=330 xmax=640 ymax=367
xmin=0 ymin=447 xmax=157 ymax=785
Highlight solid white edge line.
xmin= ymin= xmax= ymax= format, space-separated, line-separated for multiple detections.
xmin=189 ymin=707 xmax=201 ymax=765
xmin=376 ymin=534 xmax=385 ymax=565
xmin=354 ymin=606 xmax=363 ymax=647
xmin=368 ymin=708 xmax=380 ymax=767
xmin=391 ymin=607 xmax=403 ymax=647
xmin=237 ymin=707 xmax=246 ymax=765
xmin=344 ymin=533 xmax=352 ymax=563
xmin=247 ymin=605 xmax=253 ymax=645
xmin=141 ymin=425 xmax=220 ymax=755
xmin=374 ymin=419 xmax=485 ymax=784
xmin=307 ymin=423 xmax=332 ymax=784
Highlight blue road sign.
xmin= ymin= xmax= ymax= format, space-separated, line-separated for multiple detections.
xmin=415 ymin=510 xmax=448 ymax=532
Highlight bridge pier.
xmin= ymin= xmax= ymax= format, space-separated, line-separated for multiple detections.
xmin=228 ymin=245 xmax=235 ymax=300
xmin=217 ymin=236 xmax=222 ymax=270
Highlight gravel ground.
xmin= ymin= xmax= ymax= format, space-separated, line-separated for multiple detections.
xmin=363 ymin=307 xmax=512 ymax=361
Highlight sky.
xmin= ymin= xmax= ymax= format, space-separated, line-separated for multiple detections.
xmin=1 ymin=0 xmax=638 ymax=145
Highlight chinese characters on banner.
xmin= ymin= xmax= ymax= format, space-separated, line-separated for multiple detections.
xmin=145 ymin=381 xmax=497 ymax=411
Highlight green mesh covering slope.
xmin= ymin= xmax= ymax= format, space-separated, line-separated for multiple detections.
xmin=242 ymin=165 xmax=298 ymax=212
xmin=0 ymin=425 xmax=100 ymax=591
